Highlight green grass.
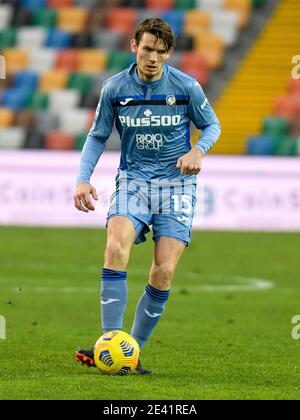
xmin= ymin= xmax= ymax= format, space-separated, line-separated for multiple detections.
xmin=0 ymin=227 xmax=300 ymax=400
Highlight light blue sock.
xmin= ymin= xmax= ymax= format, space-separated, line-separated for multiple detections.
xmin=131 ymin=283 xmax=170 ymax=350
xmin=101 ymin=268 xmax=127 ymax=333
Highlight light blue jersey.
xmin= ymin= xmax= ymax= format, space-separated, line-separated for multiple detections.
xmin=77 ymin=63 xmax=221 ymax=245
xmin=77 ymin=63 xmax=221 ymax=184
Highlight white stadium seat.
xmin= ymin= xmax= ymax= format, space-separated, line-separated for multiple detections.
xmin=28 ymin=48 xmax=57 ymax=74
xmin=17 ymin=27 xmax=47 ymax=49
xmin=211 ymin=10 xmax=239 ymax=46
xmin=0 ymin=127 xmax=26 ymax=149
xmin=49 ymin=90 xmax=80 ymax=113
xmin=198 ymin=0 xmax=225 ymax=9
xmin=58 ymin=109 xmax=90 ymax=134
xmin=0 ymin=5 xmax=13 ymax=30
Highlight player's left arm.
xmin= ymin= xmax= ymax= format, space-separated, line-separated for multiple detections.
xmin=176 ymin=81 xmax=221 ymax=176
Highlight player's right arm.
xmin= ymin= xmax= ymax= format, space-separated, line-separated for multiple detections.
xmin=74 ymin=84 xmax=115 ymax=213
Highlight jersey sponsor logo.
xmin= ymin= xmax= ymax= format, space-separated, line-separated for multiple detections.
xmin=120 ymin=98 xmax=134 ymax=106
xmin=136 ymin=133 xmax=163 ymax=150
xmin=144 ymin=309 xmax=162 ymax=318
xmin=118 ymin=114 xmax=181 ymax=127
xmin=166 ymin=94 xmax=176 ymax=108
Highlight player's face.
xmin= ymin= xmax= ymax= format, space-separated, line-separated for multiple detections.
xmin=130 ymin=32 xmax=172 ymax=82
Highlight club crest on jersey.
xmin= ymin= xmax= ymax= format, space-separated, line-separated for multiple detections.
xmin=166 ymin=95 xmax=176 ymax=108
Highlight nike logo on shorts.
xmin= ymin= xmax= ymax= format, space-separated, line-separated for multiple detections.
xmin=120 ymin=98 xmax=133 ymax=105
xmin=144 ymin=309 xmax=162 ymax=318
xmin=101 ymin=299 xmax=120 ymax=305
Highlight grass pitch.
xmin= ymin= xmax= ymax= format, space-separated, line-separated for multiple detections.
xmin=0 ymin=226 xmax=299 ymax=400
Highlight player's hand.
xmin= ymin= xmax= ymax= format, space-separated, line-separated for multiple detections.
xmin=74 ymin=183 xmax=98 ymax=213
xmin=176 ymin=147 xmax=203 ymax=176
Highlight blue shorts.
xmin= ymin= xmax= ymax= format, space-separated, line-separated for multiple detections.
xmin=107 ymin=174 xmax=197 ymax=246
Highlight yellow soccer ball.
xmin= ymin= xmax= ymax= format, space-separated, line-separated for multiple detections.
xmin=94 ymin=330 xmax=140 ymax=376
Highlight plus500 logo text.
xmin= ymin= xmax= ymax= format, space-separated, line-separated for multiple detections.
xmin=119 ymin=115 xmax=181 ymax=127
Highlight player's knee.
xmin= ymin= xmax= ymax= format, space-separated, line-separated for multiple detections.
xmin=104 ymin=241 xmax=129 ymax=269
xmin=149 ymin=263 xmax=174 ymax=290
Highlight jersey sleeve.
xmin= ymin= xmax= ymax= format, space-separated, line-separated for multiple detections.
xmin=76 ymin=85 xmax=115 ymax=185
xmin=188 ymin=80 xmax=221 ymax=155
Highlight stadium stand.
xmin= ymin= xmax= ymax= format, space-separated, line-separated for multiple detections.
xmin=1 ymin=0 xmax=294 ymax=156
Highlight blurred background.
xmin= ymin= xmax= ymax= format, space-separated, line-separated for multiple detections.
xmin=0 ymin=0 xmax=299 ymax=229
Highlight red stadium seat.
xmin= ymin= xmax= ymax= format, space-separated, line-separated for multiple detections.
xmin=106 ymin=8 xmax=137 ymax=35
xmin=288 ymin=78 xmax=300 ymax=94
xmin=181 ymin=52 xmax=209 ymax=85
xmin=273 ymin=94 xmax=300 ymax=123
xmin=45 ymin=131 xmax=75 ymax=150
xmin=47 ymin=0 xmax=74 ymax=7
xmin=146 ymin=0 xmax=174 ymax=10
xmin=55 ymin=50 xmax=79 ymax=71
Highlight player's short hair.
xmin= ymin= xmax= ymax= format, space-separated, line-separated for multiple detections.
xmin=134 ymin=18 xmax=175 ymax=52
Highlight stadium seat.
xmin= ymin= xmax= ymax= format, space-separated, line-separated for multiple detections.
xmin=0 ymin=5 xmax=13 ymax=30
xmin=48 ymin=89 xmax=80 ymax=112
xmin=58 ymin=109 xmax=90 ymax=134
xmin=180 ymin=52 xmax=209 ymax=85
xmin=55 ymin=50 xmax=79 ymax=71
xmin=0 ymin=127 xmax=26 ymax=149
xmin=78 ymin=50 xmax=107 ymax=74
xmin=0 ymin=28 xmax=17 ymax=49
xmin=0 ymin=108 xmax=15 ymax=127
xmin=288 ymin=78 xmax=300 ymax=94
xmin=106 ymin=8 xmax=137 ymax=35
xmin=15 ymin=110 xmax=35 ymax=130
xmin=274 ymin=136 xmax=297 ymax=156
xmin=210 ymin=10 xmax=239 ymax=46
xmin=74 ymin=132 xmax=86 ymax=150
xmin=246 ymin=135 xmax=277 ymax=155
xmin=35 ymin=111 xmax=59 ymax=134
xmin=11 ymin=8 xmax=33 ymax=27
xmin=27 ymin=91 xmax=49 ymax=110
xmin=224 ymin=0 xmax=251 ymax=28
xmin=175 ymin=0 xmax=196 ymax=10
xmin=92 ymin=30 xmax=123 ymax=50
xmin=21 ymin=0 xmax=46 ymax=9
xmin=175 ymin=34 xmax=194 ymax=51
xmin=39 ymin=70 xmax=68 ymax=91
xmin=262 ymin=117 xmax=290 ymax=138
xmin=167 ymin=52 xmax=182 ymax=69
xmin=68 ymin=72 xmax=92 ymax=95
xmin=161 ymin=11 xmax=184 ymax=35
xmin=25 ymin=131 xmax=45 ymax=149
xmin=71 ymin=31 xmax=93 ymax=48
xmin=74 ymin=0 xmax=99 ymax=6
xmin=57 ymin=7 xmax=89 ymax=34
xmin=45 ymin=131 xmax=75 ymax=150
xmin=273 ymin=94 xmax=300 ymax=123
xmin=3 ymin=49 xmax=28 ymax=73
xmin=17 ymin=27 xmax=47 ymax=48
xmin=14 ymin=71 xmax=39 ymax=91
xmin=2 ymin=88 xmax=31 ymax=110
xmin=107 ymin=51 xmax=134 ymax=72
xmin=91 ymin=71 xmax=115 ymax=95
xmin=146 ymin=0 xmax=174 ymax=10
xmin=45 ymin=29 xmax=73 ymax=48
xmin=47 ymin=0 xmax=74 ymax=7
xmin=32 ymin=9 xmax=58 ymax=28
xmin=199 ymin=0 xmax=225 ymax=9
xmin=194 ymin=32 xmax=224 ymax=68
xmin=184 ymin=11 xmax=211 ymax=36
xmin=28 ymin=48 xmax=57 ymax=73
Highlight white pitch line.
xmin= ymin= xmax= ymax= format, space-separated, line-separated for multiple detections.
xmin=0 ymin=274 xmax=274 ymax=294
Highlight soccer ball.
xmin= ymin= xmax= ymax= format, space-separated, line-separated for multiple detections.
xmin=94 ymin=330 xmax=140 ymax=376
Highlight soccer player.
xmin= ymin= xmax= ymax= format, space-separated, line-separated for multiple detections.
xmin=74 ymin=18 xmax=221 ymax=374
